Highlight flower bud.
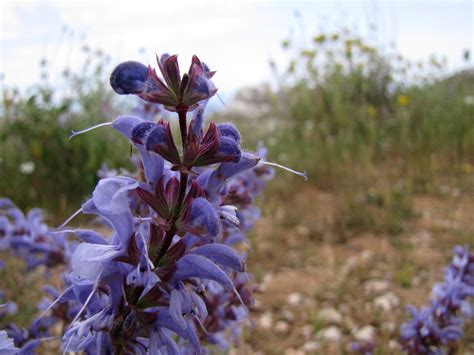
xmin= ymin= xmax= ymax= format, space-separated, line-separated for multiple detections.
xmin=110 ymin=61 xmax=148 ymax=95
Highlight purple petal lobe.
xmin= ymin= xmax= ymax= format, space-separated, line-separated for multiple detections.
xmin=192 ymin=244 xmax=245 ymax=272
xmin=189 ymin=198 xmax=219 ymax=237
xmin=217 ymin=123 xmax=241 ymax=143
xmin=172 ymin=254 xmax=234 ymax=291
xmin=112 ymin=115 xmax=143 ymax=139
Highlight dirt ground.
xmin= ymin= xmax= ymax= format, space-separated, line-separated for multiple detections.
xmin=239 ymin=186 xmax=474 ymax=354
xmin=1 ymin=186 xmax=473 ymax=354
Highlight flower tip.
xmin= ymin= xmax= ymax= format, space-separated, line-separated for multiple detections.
xmin=110 ymin=61 xmax=148 ymax=95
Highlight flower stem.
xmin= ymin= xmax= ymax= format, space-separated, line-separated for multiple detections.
xmin=153 ymin=109 xmax=189 ymax=265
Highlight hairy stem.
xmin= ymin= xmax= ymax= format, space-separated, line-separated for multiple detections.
xmin=153 ymin=109 xmax=189 ymax=265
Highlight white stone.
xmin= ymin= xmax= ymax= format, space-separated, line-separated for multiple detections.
xmin=300 ymin=341 xmax=320 ymax=352
xmin=364 ymin=279 xmax=390 ymax=294
xmin=284 ymin=349 xmax=304 ymax=355
xmin=382 ymin=321 xmax=396 ymax=333
xmin=354 ymin=325 xmax=376 ymax=342
xmin=275 ymin=320 xmax=290 ymax=334
xmin=317 ymin=326 xmax=342 ymax=342
xmin=258 ymin=312 xmax=273 ymax=330
xmin=389 ymin=340 xmax=402 ymax=351
xmin=374 ymin=292 xmax=400 ymax=312
xmin=281 ymin=309 xmax=295 ymax=322
xmin=287 ymin=292 xmax=303 ymax=306
xmin=317 ymin=308 xmax=343 ymax=324
xmin=299 ymin=324 xmax=314 ymax=338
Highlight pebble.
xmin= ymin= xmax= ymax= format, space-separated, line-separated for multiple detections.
xmin=374 ymin=292 xmax=400 ymax=312
xmin=317 ymin=326 xmax=342 ymax=342
xmin=389 ymin=340 xmax=402 ymax=351
xmin=354 ymin=325 xmax=376 ymax=342
xmin=300 ymin=341 xmax=320 ymax=352
xmin=281 ymin=309 xmax=295 ymax=322
xmin=317 ymin=308 xmax=343 ymax=324
xmin=258 ymin=312 xmax=273 ymax=330
xmin=364 ymin=279 xmax=390 ymax=294
xmin=275 ymin=320 xmax=290 ymax=334
xmin=288 ymin=292 xmax=303 ymax=306
xmin=299 ymin=324 xmax=314 ymax=338
xmin=296 ymin=225 xmax=311 ymax=237
xmin=382 ymin=321 xmax=396 ymax=333
xmin=284 ymin=349 xmax=304 ymax=355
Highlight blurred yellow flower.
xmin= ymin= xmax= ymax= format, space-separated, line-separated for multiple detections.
xmin=367 ymin=105 xmax=377 ymax=118
xmin=463 ymin=163 xmax=473 ymax=174
xmin=398 ymin=95 xmax=409 ymax=106
xmin=313 ymin=34 xmax=326 ymax=43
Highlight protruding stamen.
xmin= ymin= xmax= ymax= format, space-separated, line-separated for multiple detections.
xmin=34 ymin=286 xmax=71 ymax=323
xmin=263 ymin=161 xmax=308 ymax=181
xmin=216 ymin=92 xmax=226 ymax=107
xmin=57 ymin=207 xmax=83 ymax=230
xmin=193 ymin=315 xmax=209 ymax=335
xmin=69 ymin=122 xmax=112 ymax=140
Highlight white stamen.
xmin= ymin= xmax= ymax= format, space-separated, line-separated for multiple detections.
xmin=69 ymin=122 xmax=112 ymax=140
xmin=263 ymin=161 xmax=307 ymax=181
xmin=193 ymin=315 xmax=209 ymax=336
xmin=57 ymin=207 xmax=83 ymax=230
xmin=216 ymin=93 xmax=226 ymax=107
xmin=70 ymin=288 xmax=97 ymax=326
xmin=138 ymin=231 xmax=155 ymax=269
xmin=35 ymin=287 xmax=71 ymax=322
xmin=231 ymin=285 xmax=254 ymax=327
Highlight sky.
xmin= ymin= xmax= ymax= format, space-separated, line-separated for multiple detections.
xmin=1 ymin=0 xmax=473 ymax=101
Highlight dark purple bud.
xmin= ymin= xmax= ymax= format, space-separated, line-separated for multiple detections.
xmin=158 ymin=54 xmax=181 ymax=94
xmin=131 ymin=121 xmax=155 ymax=145
xmin=110 ymin=61 xmax=148 ymax=95
xmin=135 ymin=187 xmax=169 ymax=220
xmin=192 ymin=244 xmax=245 ymax=272
xmin=145 ymin=120 xmax=180 ymax=165
xmin=217 ymin=123 xmax=241 ymax=143
xmin=165 ymin=177 xmax=180 ymax=209
xmin=189 ymin=197 xmax=219 ymax=237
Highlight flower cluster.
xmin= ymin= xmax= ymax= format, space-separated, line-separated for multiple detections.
xmin=0 ymin=53 xmax=304 ymax=354
xmin=0 ymin=199 xmax=84 ymax=353
xmin=399 ymin=245 xmax=474 ymax=354
xmin=0 ymin=198 xmax=71 ymax=271
xmin=48 ymin=53 xmax=281 ymax=353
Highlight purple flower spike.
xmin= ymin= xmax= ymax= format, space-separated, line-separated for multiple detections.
xmin=0 ymin=52 xmax=279 ymax=354
xmin=399 ymin=245 xmax=474 ymax=353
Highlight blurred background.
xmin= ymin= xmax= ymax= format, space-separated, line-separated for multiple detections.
xmin=1 ymin=0 xmax=473 ymax=352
